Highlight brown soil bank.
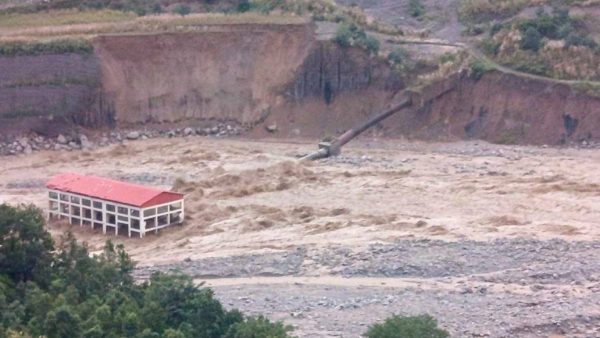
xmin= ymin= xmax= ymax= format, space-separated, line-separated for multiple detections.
xmin=387 ymin=71 xmax=600 ymax=145
xmin=93 ymin=23 xmax=403 ymax=135
xmin=2 ymin=22 xmax=600 ymax=145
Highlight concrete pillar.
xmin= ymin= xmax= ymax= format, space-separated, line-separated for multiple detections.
xmin=102 ymin=201 xmax=107 ymax=235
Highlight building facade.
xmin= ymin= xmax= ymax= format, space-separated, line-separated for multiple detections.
xmin=47 ymin=173 xmax=184 ymax=237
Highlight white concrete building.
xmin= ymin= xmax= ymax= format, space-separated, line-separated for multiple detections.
xmin=46 ymin=173 xmax=184 ymax=237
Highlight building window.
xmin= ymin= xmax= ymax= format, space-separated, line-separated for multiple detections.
xmin=130 ymin=209 xmax=140 ymax=217
xmin=93 ymin=201 xmax=102 ymax=209
xmin=144 ymin=208 xmax=156 ymax=217
xmin=145 ymin=218 xmax=157 ymax=228
xmin=60 ymin=203 xmax=69 ymax=214
xmin=157 ymin=215 xmax=168 ymax=226
xmin=171 ymin=212 xmax=182 ymax=223
xmin=49 ymin=201 xmax=59 ymax=211
xmin=157 ymin=205 xmax=168 ymax=214
xmin=131 ymin=219 xmax=140 ymax=229
xmin=49 ymin=191 xmax=58 ymax=199
xmin=94 ymin=210 xmax=103 ymax=221
xmin=118 ymin=206 xmax=128 ymax=215
xmin=170 ymin=202 xmax=182 ymax=210
xmin=107 ymin=214 xmax=116 ymax=225
xmin=71 ymin=206 xmax=81 ymax=216
xmin=118 ymin=215 xmax=128 ymax=222
xmin=83 ymin=208 xmax=92 ymax=219
xmin=70 ymin=196 xmax=80 ymax=204
xmin=106 ymin=204 xmax=115 ymax=212
xmin=60 ymin=194 xmax=68 ymax=201
xmin=82 ymin=199 xmax=91 ymax=206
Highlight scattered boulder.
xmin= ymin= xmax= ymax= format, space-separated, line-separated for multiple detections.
xmin=266 ymin=124 xmax=278 ymax=133
xmin=56 ymin=134 xmax=67 ymax=144
xmin=184 ymin=127 xmax=194 ymax=136
xmin=127 ymin=131 xmax=140 ymax=140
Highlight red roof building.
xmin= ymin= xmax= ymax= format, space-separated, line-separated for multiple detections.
xmin=46 ymin=173 xmax=184 ymax=237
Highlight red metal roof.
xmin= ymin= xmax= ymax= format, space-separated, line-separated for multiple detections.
xmin=46 ymin=173 xmax=183 ymax=208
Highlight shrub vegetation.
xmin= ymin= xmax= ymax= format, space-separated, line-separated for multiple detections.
xmin=364 ymin=314 xmax=449 ymax=338
xmin=0 ymin=39 xmax=93 ymax=57
xmin=408 ymin=0 xmax=425 ymax=18
xmin=0 ymin=204 xmax=292 ymax=338
xmin=335 ymin=23 xmax=380 ymax=55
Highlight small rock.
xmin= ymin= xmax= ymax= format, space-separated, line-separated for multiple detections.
xmin=184 ymin=127 xmax=194 ymax=136
xmin=127 ymin=131 xmax=140 ymax=140
xmin=57 ymin=134 xmax=67 ymax=144
xmin=18 ymin=137 xmax=29 ymax=148
xmin=266 ymin=124 xmax=278 ymax=133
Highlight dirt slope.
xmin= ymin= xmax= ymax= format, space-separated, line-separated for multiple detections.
xmin=386 ymin=71 xmax=600 ymax=145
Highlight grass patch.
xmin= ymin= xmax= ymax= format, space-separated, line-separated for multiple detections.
xmin=571 ymin=81 xmax=600 ymax=98
xmin=0 ymin=12 xmax=309 ymax=42
xmin=458 ymin=0 xmax=545 ymax=24
xmin=0 ymin=38 xmax=92 ymax=56
xmin=469 ymin=58 xmax=495 ymax=80
xmin=0 ymin=9 xmax=136 ymax=28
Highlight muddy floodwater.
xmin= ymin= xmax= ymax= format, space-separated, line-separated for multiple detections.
xmin=1 ymin=137 xmax=599 ymax=337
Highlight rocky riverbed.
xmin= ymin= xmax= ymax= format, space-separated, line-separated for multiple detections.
xmin=0 ymin=122 xmax=244 ymax=156
xmin=135 ymin=238 xmax=600 ymax=337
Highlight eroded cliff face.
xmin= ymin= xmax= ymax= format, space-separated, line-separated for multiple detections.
xmin=2 ymin=23 xmax=600 ymax=145
xmin=93 ymin=24 xmax=317 ymax=126
xmin=387 ymin=71 xmax=600 ymax=145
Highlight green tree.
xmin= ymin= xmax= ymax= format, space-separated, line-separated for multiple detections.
xmin=364 ymin=315 xmax=449 ymax=338
xmin=521 ymin=27 xmax=542 ymax=52
xmin=43 ymin=306 xmax=82 ymax=338
xmin=335 ymin=24 xmax=354 ymax=47
xmin=225 ymin=316 xmax=293 ymax=338
xmin=0 ymin=204 xmax=54 ymax=285
xmin=173 ymin=4 xmax=191 ymax=16
xmin=408 ymin=0 xmax=425 ymax=18
xmin=362 ymin=35 xmax=380 ymax=55
xmin=0 ymin=205 xmax=291 ymax=337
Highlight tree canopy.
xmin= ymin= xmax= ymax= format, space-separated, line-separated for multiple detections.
xmin=0 ymin=204 xmax=292 ymax=338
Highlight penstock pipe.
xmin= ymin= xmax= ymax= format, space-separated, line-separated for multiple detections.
xmin=332 ymin=97 xmax=412 ymax=150
xmin=300 ymin=96 xmax=412 ymax=161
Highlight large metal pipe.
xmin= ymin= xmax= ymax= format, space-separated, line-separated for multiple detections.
xmin=332 ymin=97 xmax=412 ymax=150
xmin=301 ymin=97 xmax=412 ymax=161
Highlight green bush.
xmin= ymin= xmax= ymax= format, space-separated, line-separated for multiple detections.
xmin=565 ymin=33 xmax=598 ymax=50
xmin=0 ymin=204 xmax=293 ymax=338
xmin=237 ymin=1 xmax=251 ymax=13
xmin=225 ymin=316 xmax=293 ymax=338
xmin=469 ymin=59 xmax=493 ymax=80
xmin=334 ymin=23 xmax=379 ymax=55
xmin=335 ymin=24 xmax=354 ymax=47
xmin=521 ymin=27 xmax=542 ymax=52
xmin=480 ymin=38 xmax=501 ymax=55
xmin=364 ymin=315 xmax=449 ymax=338
xmin=0 ymin=39 xmax=93 ymax=57
xmin=388 ymin=47 xmax=409 ymax=65
xmin=172 ymin=4 xmax=191 ymax=16
xmin=408 ymin=0 xmax=425 ymax=18
xmin=249 ymin=0 xmax=284 ymax=13
xmin=362 ymin=35 xmax=380 ymax=55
